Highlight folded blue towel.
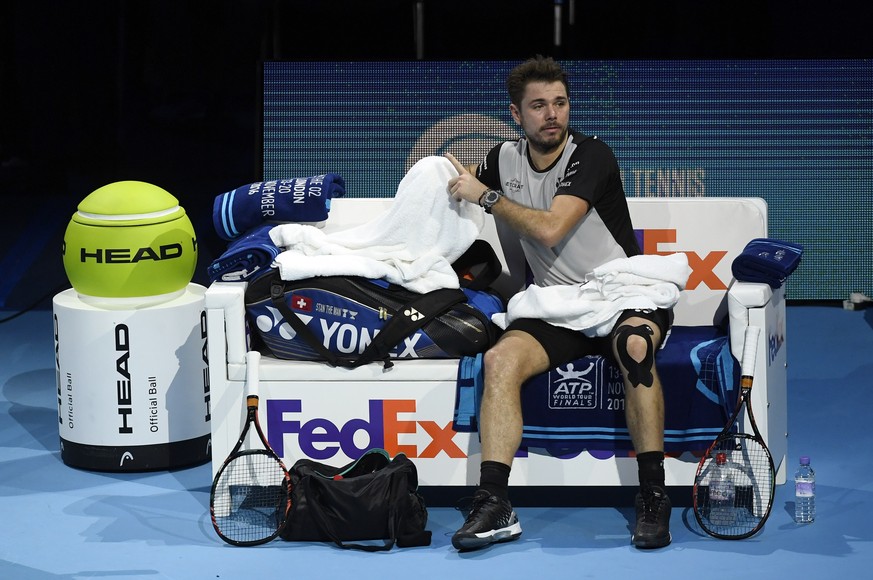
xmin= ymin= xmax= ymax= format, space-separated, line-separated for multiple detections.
xmin=731 ymin=238 xmax=804 ymax=289
xmin=207 ymin=224 xmax=281 ymax=283
xmin=213 ymin=174 xmax=346 ymax=241
xmin=452 ymin=327 xmax=738 ymax=453
xmin=453 ymin=354 xmax=483 ymax=432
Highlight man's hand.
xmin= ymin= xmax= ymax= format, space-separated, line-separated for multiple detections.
xmin=445 ymin=152 xmax=488 ymax=206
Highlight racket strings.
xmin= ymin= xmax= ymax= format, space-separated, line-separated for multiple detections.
xmin=212 ymin=451 xmax=289 ymax=544
xmin=695 ymin=338 xmax=735 ymax=417
xmin=696 ymin=436 xmax=774 ymax=539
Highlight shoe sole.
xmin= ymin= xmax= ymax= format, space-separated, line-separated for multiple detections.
xmin=632 ymin=532 xmax=672 ymax=549
xmin=452 ymin=521 xmax=523 ymax=551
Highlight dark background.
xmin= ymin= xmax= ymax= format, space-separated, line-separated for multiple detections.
xmin=1 ymin=0 xmax=871 ymax=310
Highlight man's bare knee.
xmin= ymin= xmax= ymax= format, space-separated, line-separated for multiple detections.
xmin=482 ymin=331 xmax=550 ymax=384
xmin=623 ymin=333 xmax=650 ymax=361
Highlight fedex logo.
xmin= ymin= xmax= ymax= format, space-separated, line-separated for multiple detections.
xmin=635 ymin=228 xmax=728 ymax=290
xmin=265 ymin=399 xmax=465 ymax=461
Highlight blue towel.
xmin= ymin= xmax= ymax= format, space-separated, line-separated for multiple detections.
xmin=453 ymin=327 xmax=737 ymax=453
xmin=213 ymin=174 xmax=346 ymax=241
xmin=731 ymin=238 xmax=803 ymax=289
xmin=207 ymin=224 xmax=281 ymax=283
xmin=453 ymin=354 xmax=483 ymax=432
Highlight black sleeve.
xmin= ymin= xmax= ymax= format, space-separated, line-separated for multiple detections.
xmin=475 ymin=143 xmax=503 ymax=190
xmin=556 ymin=138 xmax=619 ymax=207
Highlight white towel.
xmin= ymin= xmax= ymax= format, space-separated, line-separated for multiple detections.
xmin=269 ymin=156 xmax=484 ymax=294
xmin=492 ymin=253 xmax=691 ymax=337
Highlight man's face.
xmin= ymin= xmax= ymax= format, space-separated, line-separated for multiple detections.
xmin=510 ymin=80 xmax=570 ymax=155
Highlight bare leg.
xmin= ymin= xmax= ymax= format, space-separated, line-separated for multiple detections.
xmin=451 ymin=330 xmax=551 ymax=551
xmin=611 ymin=317 xmax=665 ymax=454
xmin=613 ymin=316 xmax=672 ymax=549
xmin=479 ymin=330 xmax=552 ymax=466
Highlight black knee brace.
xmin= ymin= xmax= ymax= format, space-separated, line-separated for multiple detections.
xmin=613 ymin=324 xmax=655 ymax=388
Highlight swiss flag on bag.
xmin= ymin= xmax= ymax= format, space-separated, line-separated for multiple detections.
xmin=290 ymin=294 xmax=312 ymax=312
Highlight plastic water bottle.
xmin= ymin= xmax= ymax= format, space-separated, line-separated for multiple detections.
xmin=709 ymin=452 xmax=737 ymax=526
xmin=795 ymin=455 xmax=816 ymax=523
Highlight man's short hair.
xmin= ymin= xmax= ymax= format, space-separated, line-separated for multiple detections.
xmin=506 ymin=55 xmax=570 ymax=107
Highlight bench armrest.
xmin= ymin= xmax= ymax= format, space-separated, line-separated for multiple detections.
xmin=727 ymin=280 xmax=774 ymax=361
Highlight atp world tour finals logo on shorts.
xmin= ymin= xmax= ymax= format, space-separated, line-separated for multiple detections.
xmin=548 ymin=357 xmax=605 ymax=410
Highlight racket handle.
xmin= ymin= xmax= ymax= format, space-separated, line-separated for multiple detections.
xmin=245 ymin=350 xmax=261 ymax=399
xmin=740 ymin=325 xmax=761 ymax=378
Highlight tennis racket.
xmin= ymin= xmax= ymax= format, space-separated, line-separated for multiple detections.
xmin=693 ymin=325 xmax=775 ymax=540
xmin=210 ymin=351 xmax=291 ymax=546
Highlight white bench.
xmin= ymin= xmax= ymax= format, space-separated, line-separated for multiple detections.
xmin=206 ymin=197 xmax=788 ymax=501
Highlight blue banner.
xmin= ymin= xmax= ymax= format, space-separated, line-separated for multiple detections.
xmin=263 ymin=60 xmax=873 ymax=301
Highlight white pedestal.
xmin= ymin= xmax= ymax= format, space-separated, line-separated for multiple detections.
xmin=52 ymin=284 xmax=211 ymax=471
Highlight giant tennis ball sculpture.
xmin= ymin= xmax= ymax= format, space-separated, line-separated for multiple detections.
xmin=63 ymin=181 xmax=197 ymax=302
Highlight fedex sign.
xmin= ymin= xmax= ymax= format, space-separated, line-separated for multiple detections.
xmin=635 ymin=228 xmax=728 ymax=290
xmin=265 ymin=398 xmax=465 ymax=461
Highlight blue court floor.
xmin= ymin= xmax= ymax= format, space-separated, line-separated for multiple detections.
xmin=1 ymin=303 xmax=871 ymax=579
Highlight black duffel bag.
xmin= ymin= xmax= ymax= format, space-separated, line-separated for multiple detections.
xmin=280 ymin=449 xmax=431 ymax=551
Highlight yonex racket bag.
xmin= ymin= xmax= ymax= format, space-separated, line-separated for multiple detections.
xmin=244 ymin=241 xmax=505 ymax=368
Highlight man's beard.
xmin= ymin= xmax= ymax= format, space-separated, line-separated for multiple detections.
xmin=527 ymin=125 xmax=568 ymax=156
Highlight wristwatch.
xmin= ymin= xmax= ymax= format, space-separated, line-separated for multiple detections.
xmin=479 ymin=189 xmax=502 ymax=214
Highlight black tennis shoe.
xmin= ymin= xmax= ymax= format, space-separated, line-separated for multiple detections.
xmin=452 ymin=490 xmax=522 ymax=551
xmin=632 ymin=485 xmax=672 ymax=549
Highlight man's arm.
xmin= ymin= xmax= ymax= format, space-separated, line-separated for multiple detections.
xmin=491 ymin=193 xmax=588 ymax=247
xmin=444 ymin=153 xmax=589 ymax=248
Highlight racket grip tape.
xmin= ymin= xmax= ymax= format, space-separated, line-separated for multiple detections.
xmin=245 ymin=350 xmax=261 ymax=398
xmin=740 ymin=325 xmax=761 ymax=380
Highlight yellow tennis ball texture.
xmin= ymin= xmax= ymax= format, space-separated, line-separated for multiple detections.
xmin=63 ymin=181 xmax=198 ymax=298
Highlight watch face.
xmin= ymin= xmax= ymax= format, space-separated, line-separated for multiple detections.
xmin=482 ymin=190 xmax=500 ymax=213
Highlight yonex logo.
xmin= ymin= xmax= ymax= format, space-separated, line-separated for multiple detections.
xmin=256 ymin=304 xmax=424 ymax=357
xmin=404 ymin=308 xmax=424 ymax=321
xmin=255 ymin=304 xmax=310 ymax=340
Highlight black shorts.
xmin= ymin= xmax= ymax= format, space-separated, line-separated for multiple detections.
xmin=504 ymin=308 xmax=673 ymax=369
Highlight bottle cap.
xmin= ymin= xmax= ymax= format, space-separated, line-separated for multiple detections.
xmin=800 ymin=455 xmax=810 ymax=465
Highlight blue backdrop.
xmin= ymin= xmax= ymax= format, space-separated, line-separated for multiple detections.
xmin=263 ymin=60 xmax=873 ymax=301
